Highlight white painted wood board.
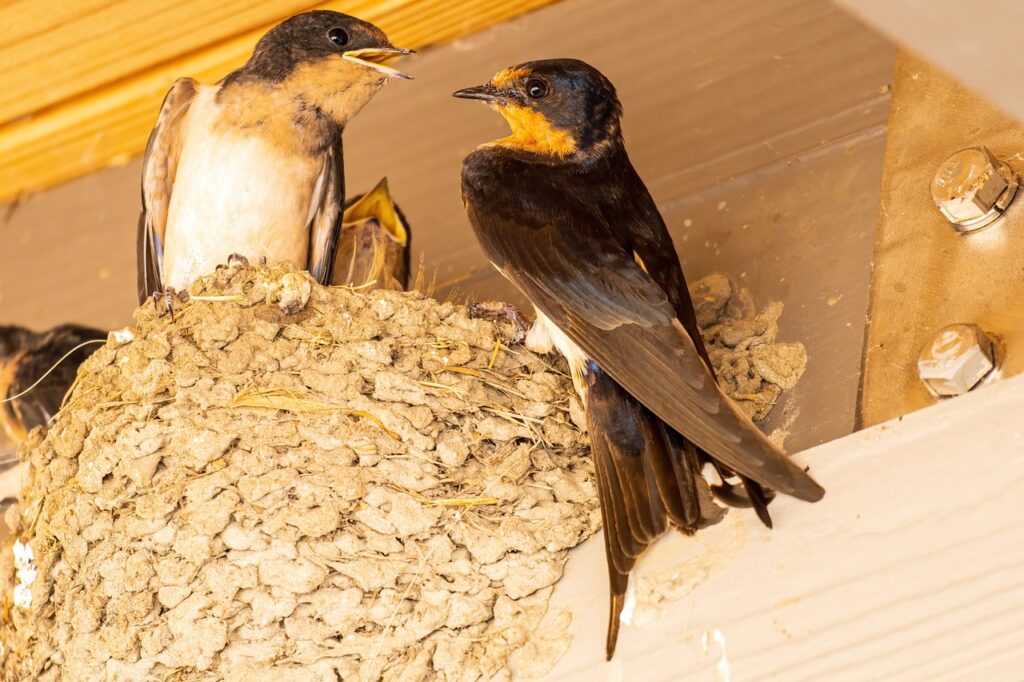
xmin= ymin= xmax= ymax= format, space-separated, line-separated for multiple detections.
xmin=543 ymin=373 xmax=1024 ymax=680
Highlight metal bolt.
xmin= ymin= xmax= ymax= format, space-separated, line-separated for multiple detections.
xmin=931 ymin=147 xmax=1018 ymax=233
xmin=917 ymin=324 xmax=996 ymax=397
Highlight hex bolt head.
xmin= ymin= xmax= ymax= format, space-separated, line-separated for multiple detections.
xmin=931 ymin=147 xmax=1018 ymax=233
xmin=917 ymin=324 xmax=996 ymax=397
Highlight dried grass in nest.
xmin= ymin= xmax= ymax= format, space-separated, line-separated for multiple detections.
xmin=229 ymin=387 xmax=401 ymax=440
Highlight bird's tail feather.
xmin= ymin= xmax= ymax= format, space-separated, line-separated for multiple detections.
xmin=585 ymin=367 xmax=725 ymax=659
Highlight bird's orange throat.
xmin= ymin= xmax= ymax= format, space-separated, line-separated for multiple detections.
xmin=491 ymin=105 xmax=578 ymax=158
xmin=285 ymin=59 xmax=387 ymax=126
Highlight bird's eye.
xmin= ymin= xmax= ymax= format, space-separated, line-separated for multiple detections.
xmin=327 ymin=28 xmax=349 ymax=47
xmin=526 ymin=78 xmax=549 ymax=99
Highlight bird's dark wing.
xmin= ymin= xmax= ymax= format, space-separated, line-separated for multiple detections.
xmin=137 ymin=78 xmax=197 ymax=303
xmin=622 ymin=168 xmax=713 ymax=371
xmin=620 ymin=162 xmax=777 ymax=521
xmin=462 ymin=158 xmax=823 ymax=502
xmin=307 ymin=138 xmax=344 ymax=285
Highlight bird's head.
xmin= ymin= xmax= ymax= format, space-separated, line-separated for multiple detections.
xmin=234 ymin=11 xmax=414 ymax=126
xmin=0 ymin=326 xmax=32 ymax=360
xmin=453 ymin=59 xmax=623 ymax=160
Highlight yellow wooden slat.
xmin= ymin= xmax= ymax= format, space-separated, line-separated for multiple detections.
xmin=0 ymin=0 xmax=323 ymax=124
xmin=0 ymin=0 xmax=558 ymax=204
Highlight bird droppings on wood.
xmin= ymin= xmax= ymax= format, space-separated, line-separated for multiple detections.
xmin=629 ymin=513 xmax=748 ymax=629
xmin=0 ymin=263 xmax=599 ymax=681
xmin=690 ymin=273 xmax=807 ymax=422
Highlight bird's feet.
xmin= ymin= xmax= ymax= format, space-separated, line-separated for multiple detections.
xmin=468 ymin=301 xmax=529 ymax=344
xmin=151 ymin=288 xmax=190 ymax=322
xmin=215 ymin=254 xmax=250 ymax=273
xmin=710 ymin=474 xmax=776 ymax=522
xmin=710 ymin=480 xmax=754 ymax=508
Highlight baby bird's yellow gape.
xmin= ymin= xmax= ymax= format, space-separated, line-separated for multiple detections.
xmin=333 ymin=178 xmax=411 ymax=291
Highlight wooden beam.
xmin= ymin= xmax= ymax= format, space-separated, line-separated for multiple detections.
xmin=834 ymin=0 xmax=1024 ymax=123
xmin=0 ymin=0 xmax=560 ymax=204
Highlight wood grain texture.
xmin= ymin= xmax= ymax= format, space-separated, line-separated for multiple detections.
xmin=545 ymin=372 xmax=1024 ymax=680
xmin=0 ymin=0 xmax=894 ymax=454
xmin=0 ymin=0 xmax=321 ymax=124
xmin=0 ymin=0 xmax=560 ymax=204
xmin=835 ymin=0 xmax=1024 ymax=125
xmin=859 ymin=51 xmax=1024 ymax=427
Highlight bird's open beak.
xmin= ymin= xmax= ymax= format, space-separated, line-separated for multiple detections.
xmin=343 ymin=47 xmax=415 ymax=80
xmin=343 ymin=178 xmax=408 ymax=245
xmin=452 ymin=83 xmax=505 ymax=103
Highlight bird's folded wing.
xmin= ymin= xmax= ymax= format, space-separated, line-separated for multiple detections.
xmin=307 ymin=139 xmax=344 ymax=285
xmin=137 ymin=78 xmax=197 ymax=303
xmin=467 ymin=205 xmax=823 ymax=501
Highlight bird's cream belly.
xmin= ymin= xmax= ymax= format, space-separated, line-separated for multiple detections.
xmin=162 ymin=129 xmax=318 ymax=291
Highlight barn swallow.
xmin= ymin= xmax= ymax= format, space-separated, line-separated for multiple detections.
xmin=0 ymin=324 xmax=106 ymax=447
xmin=137 ymin=11 xmax=414 ymax=308
xmin=455 ymin=59 xmax=824 ymax=658
xmin=331 ymin=177 xmax=411 ymax=291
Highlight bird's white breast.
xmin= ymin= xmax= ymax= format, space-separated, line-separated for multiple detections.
xmin=527 ymin=306 xmax=593 ymax=403
xmin=162 ymin=89 xmax=320 ymax=291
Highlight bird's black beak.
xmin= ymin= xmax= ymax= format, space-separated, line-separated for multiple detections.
xmin=452 ymin=83 xmax=504 ymax=103
xmin=343 ymin=46 xmax=416 ymax=79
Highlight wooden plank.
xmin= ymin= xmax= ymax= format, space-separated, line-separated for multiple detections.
xmin=0 ymin=0 xmax=560 ymax=204
xmin=834 ymin=0 xmax=1024 ymax=124
xmin=858 ymin=51 xmax=1024 ymax=427
xmin=544 ymin=371 xmax=1024 ymax=679
xmin=0 ymin=0 xmax=323 ymax=124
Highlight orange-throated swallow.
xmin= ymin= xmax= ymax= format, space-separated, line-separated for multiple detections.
xmin=455 ymin=59 xmax=824 ymax=658
xmin=137 ymin=11 xmax=414 ymax=307
xmin=332 ymin=177 xmax=411 ymax=291
xmin=0 ymin=324 xmax=106 ymax=447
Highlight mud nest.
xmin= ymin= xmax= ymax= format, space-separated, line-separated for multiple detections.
xmin=690 ymin=273 xmax=807 ymax=425
xmin=0 ymin=264 xmax=600 ymax=681
xmin=0 ymin=265 xmax=805 ymax=682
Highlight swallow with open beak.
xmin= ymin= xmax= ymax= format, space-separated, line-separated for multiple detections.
xmin=455 ymin=59 xmax=825 ymax=658
xmin=0 ymin=324 xmax=106 ymax=447
xmin=137 ymin=10 xmax=414 ymax=310
xmin=332 ymin=177 xmax=411 ymax=291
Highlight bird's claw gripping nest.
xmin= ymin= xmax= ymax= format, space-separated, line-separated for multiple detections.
xmin=467 ymin=301 xmax=529 ymax=345
xmin=151 ymin=288 xmax=190 ymax=322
